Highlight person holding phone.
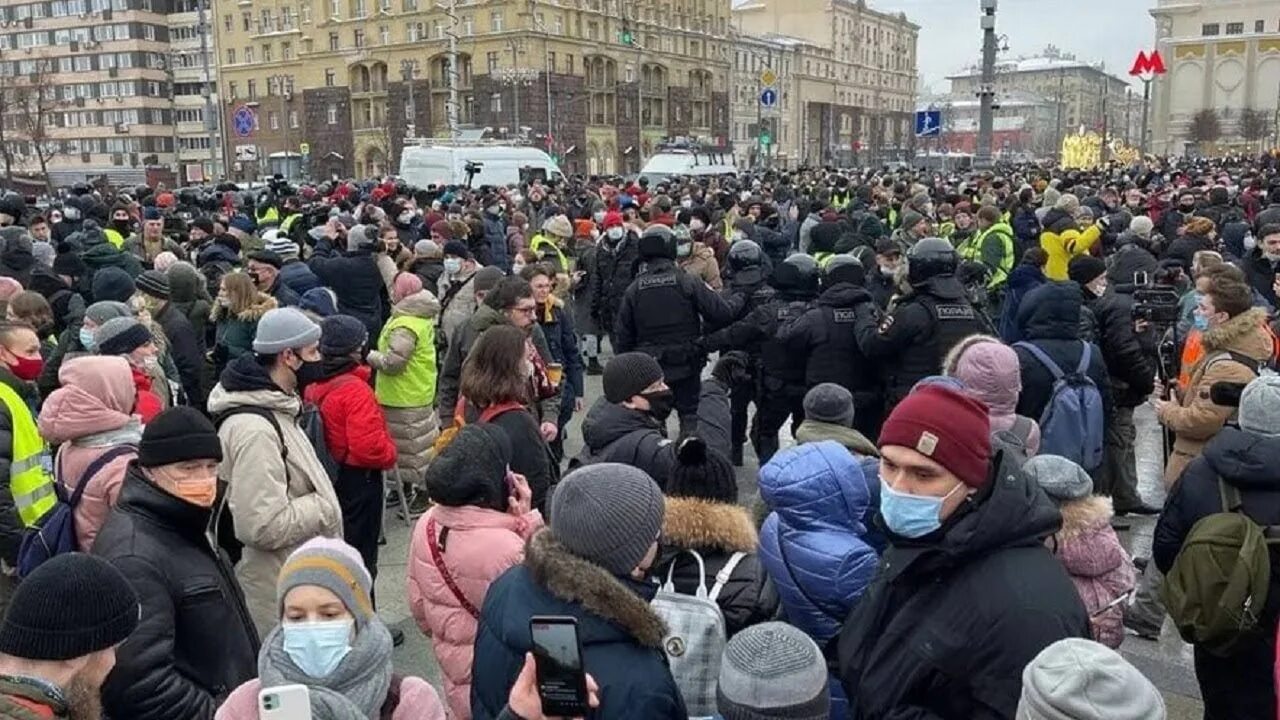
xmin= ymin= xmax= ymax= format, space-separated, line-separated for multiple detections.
xmin=217 ymin=538 xmax=447 ymax=720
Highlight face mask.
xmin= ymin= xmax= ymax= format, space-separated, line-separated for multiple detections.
xmin=443 ymin=258 xmax=463 ymax=275
xmin=112 ymin=219 xmax=131 ymax=233
xmin=62 ymin=206 xmax=80 ymax=221
xmin=247 ymin=271 xmax=262 ymax=285
xmin=879 ymin=478 xmax=964 ymax=539
xmin=397 ymin=212 xmax=413 ymax=225
xmin=880 ymin=265 xmax=897 ymax=277
xmin=593 ymin=211 xmax=606 ymax=224
xmin=142 ymin=355 xmax=160 ymax=372
xmin=1089 ymin=279 xmax=1108 ymax=296
xmin=1245 ymin=234 xmax=1258 ymax=251
xmin=689 ymin=218 xmax=705 ymax=232
xmin=680 ymin=199 xmax=693 ymax=209
xmin=606 ymin=227 xmax=624 ymax=242
xmin=676 ymin=243 xmax=692 ymax=258
xmin=282 ymin=619 xmax=353 ymax=678
xmin=640 ymin=389 xmax=674 ymax=422
xmin=1180 ymin=203 xmax=1196 ymax=213
xmin=1193 ymin=311 xmax=1210 ymax=331
xmin=731 ymin=232 xmax=746 ymax=243
xmin=512 ymin=262 xmax=526 ymax=275
xmin=294 ymin=358 xmax=326 ymax=389
xmin=6 ymin=355 xmax=42 ymax=382
xmin=79 ymin=327 xmax=97 ymax=351
xmin=486 ymin=205 xmax=501 ymax=216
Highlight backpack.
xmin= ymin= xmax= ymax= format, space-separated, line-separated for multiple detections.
xmin=214 ymin=403 xmax=338 ymax=484
xmin=991 ymin=416 xmax=1035 ymax=466
xmin=1014 ymin=342 xmax=1105 ymax=471
xmin=1161 ymin=476 xmax=1280 ymax=657
xmin=430 ymin=397 xmax=527 ymax=457
xmin=650 ymin=549 xmax=743 ymax=717
xmin=17 ymin=445 xmax=136 ymax=578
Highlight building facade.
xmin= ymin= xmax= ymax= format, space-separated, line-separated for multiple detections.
xmin=1150 ymin=0 xmax=1280 ymax=155
xmin=918 ymin=91 xmax=1058 ymax=160
xmin=213 ymin=0 xmax=735 ymax=182
xmin=167 ymin=0 xmax=221 ymax=183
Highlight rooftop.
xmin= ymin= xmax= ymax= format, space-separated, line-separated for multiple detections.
xmin=946 ymin=44 xmax=1129 ymax=85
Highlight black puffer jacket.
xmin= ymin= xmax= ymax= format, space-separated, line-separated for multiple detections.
xmin=837 ymin=454 xmax=1089 ymax=719
xmin=95 ymin=468 xmax=259 ymax=720
xmin=1013 ymin=281 xmax=1113 ymax=422
xmin=779 ymin=282 xmax=880 ymax=413
xmin=589 ymin=233 xmax=640 ymax=333
xmin=1082 ymin=287 xmax=1155 ymax=408
xmin=308 ymin=238 xmax=387 ymax=338
xmin=654 ymin=496 xmax=779 ymax=637
xmin=1243 ymin=247 xmax=1280 ymax=309
xmin=1105 ymin=241 xmax=1159 ymax=286
xmin=154 ymin=302 xmax=205 ymax=407
xmin=1154 ymin=427 xmax=1280 ymax=720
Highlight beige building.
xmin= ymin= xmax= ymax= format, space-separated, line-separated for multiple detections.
xmin=167 ymin=0 xmax=222 ymax=183
xmin=731 ymin=0 xmax=917 ymax=167
xmin=1150 ymin=0 xmax=1280 ymax=155
xmin=212 ymin=0 xmax=736 ymax=181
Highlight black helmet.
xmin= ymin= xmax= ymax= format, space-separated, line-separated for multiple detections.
xmin=907 ymin=237 xmax=958 ymax=285
xmin=822 ymin=254 xmax=864 ymax=288
xmin=727 ymin=239 xmax=764 ymax=271
xmin=638 ymin=224 xmax=677 ymax=260
xmin=770 ymin=253 xmax=819 ymax=296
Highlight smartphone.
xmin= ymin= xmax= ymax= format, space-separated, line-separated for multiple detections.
xmin=259 ymin=684 xmax=312 ymax=720
xmin=530 ymin=616 xmax=589 ymax=716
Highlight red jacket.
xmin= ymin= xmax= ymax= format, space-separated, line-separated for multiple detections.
xmin=303 ymin=365 xmax=397 ymax=470
xmin=131 ymin=366 xmax=162 ymax=424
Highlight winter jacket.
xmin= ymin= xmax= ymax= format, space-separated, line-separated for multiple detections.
xmin=779 ymin=282 xmax=880 ymax=425
xmin=1039 ymin=209 xmax=1102 ymax=281
xmin=589 ymin=234 xmax=640 ymax=333
xmin=1011 ymin=205 xmax=1041 ymax=255
xmin=367 ymin=290 xmax=441 ymax=479
xmin=758 ymin=441 xmax=879 ymax=720
xmin=437 ymin=265 xmax=482 ymax=349
xmin=1013 ymin=281 xmax=1114 ymax=423
xmin=124 ymin=235 xmax=185 ymax=268
xmin=535 ymin=296 xmax=584 ymax=420
xmin=409 ymin=258 xmax=445 ymax=295
xmin=942 ymin=334 xmax=1043 ymax=458
xmin=1106 ymin=242 xmax=1159 ymax=287
xmin=460 ymin=401 xmax=555 ymax=514
xmin=154 ymin=302 xmax=204 ymax=407
xmin=998 ymin=263 xmax=1046 ymax=343
xmin=407 ymin=504 xmax=544 ymax=719
xmin=278 ymin=258 xmax=322 ymax=297
xmin=168 ymin=263 xmax=212 ymax=346
xmin=1158 ymin=307 xmax=1273 ymax=485
xmin=791 ymin=421 xmax=884 ymax=552
xmin=211 ymin=293 xmax=277 ymax=368
xmin=129 ymin=365 xmax=164 ymax=424
xmin=95 ymin=469 xmax=259 ymax=720
xmin=1083 ymin=287 xmax=1156 ymax=408
xmin=83 ymin=242 xmax=143 ymax=287
xmin=471 ymin=531 xmax=688 ymax=720
xmin=1048 ymin=495 xmax=1134 ymax=649
xmin=837 ymin=457 xmax=1090 ymax=720
xmin=654 ymin=496 xmax=779 ymax=637
xmin=482 ymin=214 xmax=510 ymax=272
xmin=36 ymin=356 xmax=139 ymax=551
xmin=217 ymin=676 xmax=446 ymax=720
xmin=1244 ymin=247 xmax=1280 ymax=309
xmin=1155 ymin=426 xmax=1280 ymax=720
xmin=678 ymin=242 xmax=722 ymax=290
xmin=208 ymin=354 xmax=344 ymax=637
xmin=303 ymin=365 xmax=397 ymax=471
xmin=0 ymin=369 xmax=40 ymax=565
xmin=308 ymin=240 xmax=387 ymax=338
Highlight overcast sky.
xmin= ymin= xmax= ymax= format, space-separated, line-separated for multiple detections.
xmin=872 ymin=0 xmax=1156 ymax=93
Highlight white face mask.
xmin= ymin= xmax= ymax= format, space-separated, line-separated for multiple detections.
xmin=1244 ymin=234 xmax=1258 ymax=252
xmin=397 ymin=212 xmax=413 ymax=224
xmin=606 ymin=227 xmax=624 ymax=241
xmin=689 ymin=218 xmax=705 ymax=232
xmin=593 ymin=211 xmax=605 ymax=224
xmin=443 ymin=257 xmax=463 ymax=275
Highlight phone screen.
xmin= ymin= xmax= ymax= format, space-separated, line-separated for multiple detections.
xmin=530 ymin=616 xmax=589 ymax=716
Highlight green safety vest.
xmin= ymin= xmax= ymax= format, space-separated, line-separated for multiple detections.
xmin=103 ymin=227 xmax=126 ymax=249
xmin=831 ymin=195 xmax=850 ymax=210
xmin=256 ymin=206 xmax=280 ymax=227
xmin=887 ymin=207 xmax=898 ymax=229
xmin=814 ymin=251 xmax=835 ymax=269
xmin=279 ymin=212 xmax=301 ymax=235
xmin=374 ymin=314 xmax=436 ymax=408
xmin=0 ymin=383 xmax=54 ymax=527
xmin=958 ymin=223 xmax=1015 ymax=289
xmin=529 ymin=234 xmax=569 ymax=273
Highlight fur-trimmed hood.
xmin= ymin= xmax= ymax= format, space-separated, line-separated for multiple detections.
xmin=1055 ymin=494 xmax=1113 ymax=541
xmin=661 ymin=497 xmax=757 ymax=554
xmin=211 ymin=292 xmax=277 ymax=322
xmin=1201 ymin=307 xmax=1272 ymax=356
xmin=942 ymin=333 xmax=1002 ymax=376
xmin=524 ymin=530 xmax=666 ymax=648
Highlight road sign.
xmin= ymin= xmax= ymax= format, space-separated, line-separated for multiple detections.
xmin=760 ymin=68 xmax=777 ymax=87
xmin=299 ymin=142 xmax=310 ymax=156
xmin=915 ymin=109 xmax=941 ymax=138
xmin=759 ymin=88 xmax=778 ymax=108
xmin=232 ymin=105 xmax=256 ymax=138
xmin=1129 ymin=50 xmax=1167 ymax=77
xmin=234 ymin=144 xmax=258 ymax=162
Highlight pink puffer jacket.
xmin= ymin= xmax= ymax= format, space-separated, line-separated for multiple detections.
xmin=407 ymin=504 xmax=543 ymax=720
xmin=36 ymin=356 xmax=139 ymax=551
xmin=1049 ymin=495 xmax=1136 ymax=649
xmin=216 ymin=676 xmax=445 ymax=720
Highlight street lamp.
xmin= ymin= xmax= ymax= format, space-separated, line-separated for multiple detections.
xmin=268 ymin=74 xmax=294 ymax=179
xmin=401 ymin=59 xmax=418 ymax=139
xmin=498 ymin=40 xmax=537 ymax=139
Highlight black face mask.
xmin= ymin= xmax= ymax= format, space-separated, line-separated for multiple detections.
xmin=111 ymin=219 xmax=131 ymax=233
xmin=641 ymin=389 xmax=675 ymax=423
xmin=1180 ymin=203 xmax=1196 ymax=213
xmin=293 ymin=358 xmax=326 ymax=390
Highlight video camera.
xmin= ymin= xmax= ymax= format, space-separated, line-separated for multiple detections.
xmin=1129 ymin=268 xmax=1183 ymax=326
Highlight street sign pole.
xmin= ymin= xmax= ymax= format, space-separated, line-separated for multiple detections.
xmin=1129 ymin=50 xmax=1167 ymax=157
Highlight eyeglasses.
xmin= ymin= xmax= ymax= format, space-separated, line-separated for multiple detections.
xmin=513 ymin=305 xmax=537 ymax=315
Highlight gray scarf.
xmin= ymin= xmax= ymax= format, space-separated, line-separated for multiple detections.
xmin=73 ymin=419 xmax=143 ymax=448
xmin=258 ymin=619 xmax=394 ymax=720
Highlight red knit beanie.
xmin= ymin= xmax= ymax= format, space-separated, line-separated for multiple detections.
xmin=879 ymin=384 xmax=992 ymax=488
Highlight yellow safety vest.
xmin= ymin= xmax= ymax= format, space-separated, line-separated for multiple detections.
xmin=814 ymin=251 xmax=835 ymax=269
xmin=831 ymin=195 xmax=850 ymax=210
xmin=959 ymin=223 xmax=1015 ymax=289
xmin=529 ymin=234 xmax=569 ymax=273
xmin=279 ymin=212 xmax=301 ymax=235
xmin=256 ymin=206 xmax=280 ymax=227
xmin=103 ymin=227 xmax=126 ymax=249
xmin=0 ymin=383 xmax=54 ymax=527
xmin=374 ymin=314 xmax=437 ymax=408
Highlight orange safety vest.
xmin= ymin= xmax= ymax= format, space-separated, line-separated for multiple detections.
xmin=1178 ymin=321 xmax=1280 ymax=394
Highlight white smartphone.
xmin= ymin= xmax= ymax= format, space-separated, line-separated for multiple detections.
xmin=259 ymin=684 xmax=312 ymax=720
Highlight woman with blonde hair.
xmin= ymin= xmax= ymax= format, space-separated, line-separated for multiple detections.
xmin=210 ymin=272 xmax=277 ymax=375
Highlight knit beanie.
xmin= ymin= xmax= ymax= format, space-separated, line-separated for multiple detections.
xmin=264 ymin=233 xmax=300 ymax=259
xmin=1067 ymin=256 xmax=1106 ymax=287
xmin=31 ymin=241 xmax=54 ymax=268
xmin=879 ymin=384 xmax=992 ymax=488
xmin=253 ymin=307 xmax=321 ymax=354
xmin=425 ymin=424 xmax=512 ymax=511
xmin=299 ymin=287 xmax=338 ymax=319
xmin=899 ymin=210 xmax=925 ymax=232
xmin=1239 ymin=375 xmax=1280 ymax=438
xmin=319 ymin=314 xmax=368 ymax=357
xmin=0 ymin=553 xmax=139 ymax=661
xmin=393 ymin=272 xmax=424 ymax=304
xmin=135 ymin=269 xmax=171 ymax=300
xmin=1017 ymin=638 xmax=1165 ymax=720
xmin=667 ymin=437 xmax=737 ymax=504
xmin=945 ymin=335 xmax=1021 ymax=416
xmin=92 ymin=266 xmax=135 ymax=303
xmin=549 ymin=463 xmax=665 ymax=576
xmin=1130 ymin=215 xmax=1154 ymax=240
xmin=53 ymin=248 xmax=87 ymax=277
xmin=0 ymin=277 xmax=21 ymax=303
xmin=473 ymin=267 xmax=504 ymax=294
xmin=84 ymin=300 xmax=133 ymax=326
xmin=95 ymin=316 xmax=152 ymax=356
xmin=138 ymin=406 xmax=224 ymax=467
xmin=716 ymin=622 xmax=830 ymax=720
xmin=152 ymin=251 xmax=179 ymax=273
xmin=277 ymin=538 xmax=375 ymax=629
xmin=414 ymin=239 xmax=441 ymax=258
xmin=1054 ymin=193 xmax=1080 ymax=214
xmin=603 ymin=352 xmax=664 ymax=403
xmin=1022 ymin=454 xmax=1092 ymax=501
xmin=802 ymin=383 xmax=855 ymax=427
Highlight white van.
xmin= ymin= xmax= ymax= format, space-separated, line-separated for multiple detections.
xmin=638 ymin=143 xmax=736 ymax=183
xmin=399 ymin=142 xmax=564 ymax=187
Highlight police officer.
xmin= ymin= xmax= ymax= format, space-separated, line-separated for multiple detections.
xmin=719 ymin=240 xmax=775 ymax=465
xmin=614 ymin=225 xmax=741 ymax=438
xmin=854 ymin=237 xmax=988 ymax=410
xmin=780 ymin=254 xmax=883 ymax=439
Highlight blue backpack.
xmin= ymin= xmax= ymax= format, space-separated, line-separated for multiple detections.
xmin=17 ymin=445 xmax=136 ymax=578
xmin=1014 ymin=342 xmax=1105 ymax=471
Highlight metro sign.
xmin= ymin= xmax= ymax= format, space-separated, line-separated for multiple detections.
xmin=1129 ymin=50 xmax=1167 ymax=77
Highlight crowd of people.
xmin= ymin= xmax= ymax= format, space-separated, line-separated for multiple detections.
xmin=0 ymin=154 xmax=1276 ymax=719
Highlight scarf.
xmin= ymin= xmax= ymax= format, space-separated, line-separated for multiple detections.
xmin=259 ymin=619 xmax=394 ymax=720
xmin=73 ymin=418 xmax=144 ymax=448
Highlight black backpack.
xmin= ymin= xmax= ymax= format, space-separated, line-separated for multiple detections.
xmin=214 ymin=403 xmax=339 ymax=485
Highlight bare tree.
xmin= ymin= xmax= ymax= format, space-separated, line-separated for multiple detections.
xmin=0 ymin=74 xmax=16 ymax=185
xmin=1239 ymin=107 xmax=1271 ymax=150
xmin=9 ymin=60 xmax=63 ymax=194
xmin=1188 ymin=108 xmax=1223 ymax=152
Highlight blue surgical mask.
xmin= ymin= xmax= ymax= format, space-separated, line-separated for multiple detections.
xmin=79 ymin=327 xmax=96 ymax=351
xmin=1193 ymin=311 xmax=1210 ymax=331
xmin=281 ymin=619 xmax=353 ymax=678
xmin=443 ymin=257 xmax=463 ymax=275
xmin=879 ymin=478 xmax=964 ymax=539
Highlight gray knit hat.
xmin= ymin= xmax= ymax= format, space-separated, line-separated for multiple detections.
xmin=549 ymin=463 xmax=665 ymax=575
xmin=1239 ymin=375 xmax=1280 ymax=438
xmin=802 ymin=383 xmax=855 ymax=427
xmin=84 ymin=300 xmax=133 ymax=326
xmin=95 ymin=316 xmax=153 ymax=356
xmin=603 ymin=352 xmax=664 ymax=403
xmin=1017 ymin=638 xmax=1166 ymax=719
xmin=716 ymin=622 xmax=830 ymax=720
xmin=253 ymin=307 xmax=321 ymax=354
xmin=277 ymin=537 xmax=374 ymax=629
xmin=1022 ymin=454 xmax=1093 ymax=501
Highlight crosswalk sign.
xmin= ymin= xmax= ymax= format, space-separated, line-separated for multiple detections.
xmin=915 ymin=110 xmax=941 ymax=138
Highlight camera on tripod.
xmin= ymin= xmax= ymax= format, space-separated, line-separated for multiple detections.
xmin=1130 ymin=268 xmax=1183 ymax=326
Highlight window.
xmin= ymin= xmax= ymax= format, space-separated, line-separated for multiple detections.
xmin=143 ymin=24 xmax=155 ymax=41
xmin=223 ymin=14 xmax=232 ymax=32
xmin=329 ymin=32 xmax=339 ymax=50
xmin=301 ymin=4 xmax=311 ymax=23
xmin=262 ymin=44 xmax=272 ymax=62
xmin=379 ymin=25 xmax=389 ymax=44
xmin=327 ymin=103 xmax=338 ymax=123
xmin=462 ymin=15 xmax=473 ymax=34
xmin=247 ymin=79 xmax=257 ymax=99
xmin=380 ymin=0 xmax=390 ymax=12
xmin=229 ymin=81 xmax=238 ymax=98
xmin=548 ymin=51 xmax=556 ymax=73
xmin=261 ymin=9 xmax=273 ymax=31
xmin=432 ymin=19 xmax=442 ymax=37
xmin=351 ymin=0 xmax=365 ymax=17
xmin=1227 ymin=22 xmax=1244 ymax=35
xmin=487 ymin=51 xmax=499 ymax=72
xmin=281 ymin=7 xmax=294 ymax=29
xmin=1257 ymin=19 xmax=1266 ymax=32
xmin=282 ymin=41 xmax=292 ymax=60
xmin=325 ymin=68 xmax=336 ymax=85
xmin=289 ymin=109 xmax=299 ymax=128
xmin=490 ymin=92 xmax=501 ymax=113
xmin=403 ymin=0 xmax=417 ymax=9
xmin=245 ymin=46 xmax=255 ymax=63
xmin=226 ymin=48 xmax=236 ymax=64
xmin=1202 ymin=23 xmax=1220 ymax=36
xmin=329 ymin=0 xmax=339 ymax=16
xmin=553 ymin=14 xmax=563 ymax=33
xmin=242 ymin=11 xmax=252 ymax=30
xmin=566 ymin=54 xmax=573 ymax=75
xmin=269 ymin=111 xmax=279 ymax=129
xmin=490 ymin=10 xmax=502 ymax=31
xmin=354 ymin=28 xmax=365 ymax=47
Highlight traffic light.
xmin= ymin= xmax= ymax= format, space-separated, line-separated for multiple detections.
xmin=620 ymin=21 xmax=634 ymax=45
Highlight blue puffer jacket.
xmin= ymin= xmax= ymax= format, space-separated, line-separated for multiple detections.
xmin=758 ymin=440 xmax=880 ymax=720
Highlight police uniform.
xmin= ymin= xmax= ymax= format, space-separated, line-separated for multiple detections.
xmin=718 ymin=242 xmax=774 ymax=465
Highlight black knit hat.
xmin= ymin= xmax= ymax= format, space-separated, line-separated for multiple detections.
xmin=0 ymin=553 xmax=139 ymax=660
xmin=135 ymin=269 xmax=170 ymax=299
xmin=91 ymin=266 xmax=136 ymax=303
xmin=53 ymin=245 xmax=86 ymax=277
xmin=137 ymin=406 xmax=224 ymax=467
xmin=319 ymin=314 xmax=368 ymax=357
xmin=1068 ymin=255 xmax=1107 ymax=287
xmin=95 ymin=317 xmax=152 ymax=356
xmin=603 ymin=352 xmax=664 ymax=403
xmin=248 ymin=250 xmax=283 ymax=269
xmin=667 ymin=437 xmax=737 ymax=503
xmin=425 ymin=424 xmax=512 ymax=511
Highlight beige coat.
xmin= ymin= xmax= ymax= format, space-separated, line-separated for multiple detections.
xmin=207 ymin=383 xmax=344 ymax=637
xmin=368 ymin=289 xmax=442 ymax=479
xmin=679 ymin=242 xmax=722 ymax=290
xmin=1159 ymin=307 xmax=1273 ymax=485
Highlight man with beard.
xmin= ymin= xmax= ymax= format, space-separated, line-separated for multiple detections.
xmin=0 ymin=553 xmax=140 ymax=719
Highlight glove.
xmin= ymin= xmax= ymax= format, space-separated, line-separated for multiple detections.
xmin=711 ymin=351 xmax=752 ymax=387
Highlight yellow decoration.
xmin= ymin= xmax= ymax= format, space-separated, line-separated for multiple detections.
xmin=1059 ymin=131 xmax=1140 ymax=169
xmin=1175 ymin=44 xmax=1206 ymax=59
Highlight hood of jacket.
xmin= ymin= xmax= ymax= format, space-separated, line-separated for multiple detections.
xmin=207 ymin=353 xmax=300 ymax=417
xmin=468 ymin=303 xmax=510 ymax=335
xmin=211 ymin=292 xmax=277 ymax=323
xmin=758 ymin=440 xmax=868 ymax=534
xmin=167 ymin=262 xmax=208 ymax=303
xmin=392 ymin=289 xmax=441 ymax=319
xmin=37 ymin=356 xmax=136 ymax=443
xmin=816 ymin=282 xmax=870 ymax=308
xmin=1017 ymin=281 xmax=1084 ymax=340
xmin=1203 ymin=426 xmax=1280 ymax=490
xmin=82 ymin=243 xmax=130 ymax=269
xmin=793 ymin=420 xmax=878 ymax=457
xmin=661 ymin=497 xmax=757 ymax=554
xmin=1201 ymin=307 xmax=1272 ymax=356
xmin=1042 ymin=207 xmax=1076 ymax=235
xmin=1055 ymin=494 xmax=1114 ymax=541
xmin=943 ymin=333 xmax=1021 ymax=415
xmin=1006 ymin=263 xmax=1046 ymax=292
xmin=28 ymin=265 xmax=69 ymax=298
xmin=581 ymin=398 xmax=664 ymax=451
xmin=197 ymin=242 xmax=240 ymax=268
